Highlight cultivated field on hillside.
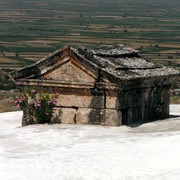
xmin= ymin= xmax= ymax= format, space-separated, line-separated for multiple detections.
xmin=0 ymin=0 xmax=179 ymax=70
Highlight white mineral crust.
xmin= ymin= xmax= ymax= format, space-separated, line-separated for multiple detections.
xmin=0 ymin=105 xmax=180 ymax=180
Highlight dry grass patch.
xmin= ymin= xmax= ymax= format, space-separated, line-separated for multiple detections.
xmin=20 ymin=53 xmax=47 ymax=59
xmin=0 ymin=91 xmax=21 ymax=113
xmin=0 ymin=97 xmax=16 ymax=113
xmin=171 ymin=96 xmax=180 ymax=104
xmin=0 ymin=57 xmax=19 ymax=63
xmin=3 ymin=52 xmax=16 ymax=57
xmin=160 ymin=43 xmax=180 ymax=49
xmin=21 ymin=40 xmax=57 ymax=46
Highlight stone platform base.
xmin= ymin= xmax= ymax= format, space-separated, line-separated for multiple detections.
xmin=52 ymin=107 xmax=122 ymax=126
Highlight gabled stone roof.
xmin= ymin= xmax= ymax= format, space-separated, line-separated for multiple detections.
xmin=13 ymin=44 xmax=179 ymax=87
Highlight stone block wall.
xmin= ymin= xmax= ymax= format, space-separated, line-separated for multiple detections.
xmin=118 ymin=85 xmax=170 ymax=125
xmin=21 ymin=86 xmax=122 ymax=126
xmin=50 ymin=87 xmax=122 ymax=126
xmin=21 ymin=84 xmax=171 ymax=126
xmin=52 ymin=108 xmax=121 ymax=126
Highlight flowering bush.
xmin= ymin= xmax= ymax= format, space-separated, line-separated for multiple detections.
xmin=15 ymin=89 xmax=59 ymax=124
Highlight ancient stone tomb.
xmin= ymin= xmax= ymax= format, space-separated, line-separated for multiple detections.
xmin=13 ymin=44 xmax=179 ymax=126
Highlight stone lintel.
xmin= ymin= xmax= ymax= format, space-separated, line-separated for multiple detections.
xmin=16 ymin=79 xmax=123 ymax=90
xmin=16 ymin=79 xmax=95 ymax=89
xmin=96 ymin=82 xmax=120 ymax=90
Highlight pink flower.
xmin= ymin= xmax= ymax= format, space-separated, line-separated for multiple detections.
xmin=53 ymin=98 xmax=57 ymax=104
xmin=50 ymin=98 xmax=58 ymax=105
xmin=31 ymin=89 xmax=36 ymax=94
xmin=19 ymin=97 xmax=23 ymax=103
xmin=16 ymin=104 xmax=20 ymax=109
xmin=34 ymin=101 xmax=41 ymax=107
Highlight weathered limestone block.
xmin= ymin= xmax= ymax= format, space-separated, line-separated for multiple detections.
xmin=103 ymin=109 xmax=122 ymax=126
xmin=52 ymin=108 xmax=76 ymax=124
xmin=121 ymin=106 xmax=154 ymax=125
xmin=145 ymin=86 xmax=170 ymax=108
xmin=162 ymin=103 xmax=169 ymax=118
xmin=76 ymin=108 xmax=122 ymax=126
xmin=89 ymin=89 xmax=105 ymax=109
xmin=148 ymin=87 xmax=161 ymax=107
xmin=121 ymin=107 xmax=141 ymax=125
xmin=160 ymin=87 xmax=170 ymax=104
xmin=145 ymin=103 xmax=169 ymax=120
xmin=118 ymin=89 xmax=145 ymax=109
xmin=117 ymin=87 xmax=169 ymax=110
xmin=22 ymin=109 xmax=35 ymax=126
xmin=121 ymin=103 xmax=170 ymax=125
xmin=55 ymin=89 xmax=104 ymax=109
xmin=105 ymin=90 xmax=118 ymax=109
xmin=106 ymin=96 xmax=118 ymax=109
xmin=76 ymin=108 xmax=91 ymax=124
xmin=143 ymin=88 xmax=152 ymax=106
xmin=51 ymin=108 xmax=61 ymax=123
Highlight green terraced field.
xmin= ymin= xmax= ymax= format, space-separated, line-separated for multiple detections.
xmin=0 ymin=0 xmax=179 ymax=70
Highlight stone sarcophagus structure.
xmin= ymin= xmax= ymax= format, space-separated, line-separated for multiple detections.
xmin=13 ymin=44 xmax=179 ymax=126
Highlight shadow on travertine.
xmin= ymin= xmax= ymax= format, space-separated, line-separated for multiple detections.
xmin=126 ymin=113 xmax=180 ymax=133
xmin=129 ymin=114 xmax=180 ymax=128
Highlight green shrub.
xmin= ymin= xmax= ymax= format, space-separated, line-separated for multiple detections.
xmin=14 ymin=89 xmax=59 ymax=124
